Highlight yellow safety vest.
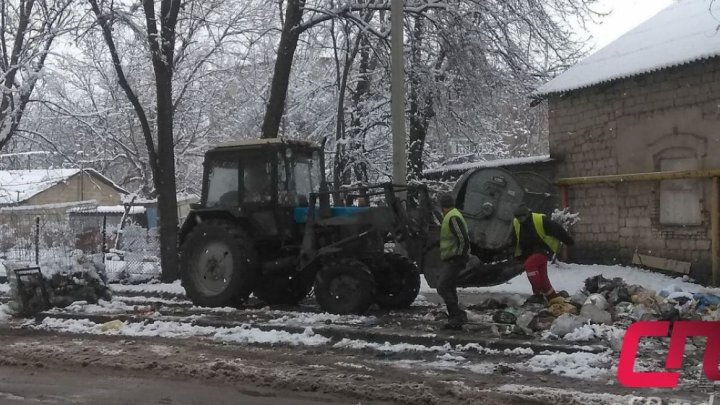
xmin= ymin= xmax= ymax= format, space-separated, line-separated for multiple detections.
xmin=513 ymin=213 xmax=560 ymax=257
xmin=440 ymin=208 xmax=468 ymax=261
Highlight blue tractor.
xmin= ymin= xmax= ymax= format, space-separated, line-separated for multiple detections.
xmin=179 ymin=139 xmax=555 ymax=314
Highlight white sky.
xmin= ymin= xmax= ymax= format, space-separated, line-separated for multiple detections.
xmin=587 ymin=0 xmax=675 ymax=49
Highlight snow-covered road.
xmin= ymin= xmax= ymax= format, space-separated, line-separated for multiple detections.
xmin=0 ymin=262 xmax=717 ymax=404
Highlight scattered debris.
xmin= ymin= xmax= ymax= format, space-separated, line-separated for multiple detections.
xmin=550 ymin=314 xmax=589 ymax=337
xmin=3 ymin=251 xmax=111 ymax=317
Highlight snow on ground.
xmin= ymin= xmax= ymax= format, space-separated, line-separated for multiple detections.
xmin=560 ymin=323 xmax=626 ymax=345
xmin=421 ymin=262 xmax=719 ymax=296
xmin=53 ymin=299 xmax=141 ymax=315
xmin=334 ymin=339 xmax=452 ymax=353
xmin=110 ymin=280 xmax=185 ymax=295
xmin=523 ymin=350 xmax=613 ymax=380
xmin=34 ymin=317 xmax=331 ymax=347
xmin=268 ymin=312 xmax=377 ymax=327
xmin=492 ymin=384 xmax=635 ymax=405
xmin=381 ymin=349 xmax=612 ymax=381
xmin=0 ymin=304 xmax=10 ymax=323
xmin=116 ymin=295 xmax=192 ymax=305
xmin=0 ymin=283 xmax=8 ymax=294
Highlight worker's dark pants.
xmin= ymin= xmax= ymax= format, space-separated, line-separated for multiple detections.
xmin=437 ymin=257 xmax=466 ymax=317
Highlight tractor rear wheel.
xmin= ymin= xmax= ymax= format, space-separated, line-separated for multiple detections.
xmin=370 ymin=253 xmax=421 ymax=309
xmin=314 ymin=259 xmax=375 ymax=314
xmin=253 ymin=273 xmax=312 ymax=306
xmin=180 ymin=220 xmax=258 ymax=307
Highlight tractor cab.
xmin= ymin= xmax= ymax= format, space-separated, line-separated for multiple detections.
xmin=202 ymin=138 xmax=322 ymax=209
xmin=197 ymin=138 xmax=324 ymax=240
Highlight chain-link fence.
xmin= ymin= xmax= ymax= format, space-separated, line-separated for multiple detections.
xmin=105 ymin=223 xmax=161 ymax=283
xmin=0 ymin=209 xmax=161 ymax=283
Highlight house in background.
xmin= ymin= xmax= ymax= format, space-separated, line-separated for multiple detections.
xmin=536 ymin=0 xmax=720 ymax=284
xmin=0 ymin=168 xmax=127 ymax=208
xmin=0 ymin=168 xmax=127 ymax=224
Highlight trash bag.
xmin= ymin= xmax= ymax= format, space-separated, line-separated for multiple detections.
xmin=529 ymin=310 xmax=556 ymax=331
xmin=569 ymin=291 xmax=589 ymax=308
xmin=694 ymin=293 xmax=720 ymax=312
xmin=613 ymin=302 xmax=635 ymax=321
xmin=607 ymin=286 xmax=631 ymax=306
xmin=550 ymin=314 xmax=589 ymax=337
xmin=515 ymin=311 xmax=536 ymax=334
xmin=584 ymin=275 xmax=623 ymax=295
xmin=658 ymin=302 xmax=680 ymax=322
xmin=584 ymin=294 xmax=610 ymax=311
xmin=658 ymin=285 xmax=683 ymax=298
xmin=492 ymin=310 xmax=517 ymax=324
xmin=630 ymin=304 xmax=658 ymax=321
xmin=631 ymin=287 xmax=657 ymax=307
xmin=584 ymin=275 xmax=610 ymax=294
xmin=580 ymin=303 xmax=612 ymax=324
xmin=99 ymin=319 xmax=125 ymax=332
xmin=548 ymin=296 xmax=579 ymax=317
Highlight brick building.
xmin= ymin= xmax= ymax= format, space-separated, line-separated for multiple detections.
xmin=536 ymin=0 xmax=720 ymax=283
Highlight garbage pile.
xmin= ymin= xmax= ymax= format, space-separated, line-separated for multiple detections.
xmin=5 ymin=250 xmax=111 ymax=317
xmin=483 ymin=275 xmax=720 ymax=340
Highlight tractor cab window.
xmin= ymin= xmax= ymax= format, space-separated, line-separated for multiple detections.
xmin=241 ymin=160 xmax=272 ymax=203
xmin=285 ymin=150 xmax=322 ymax=206
xmin=206 ymin=160 xmax=239 ymax=207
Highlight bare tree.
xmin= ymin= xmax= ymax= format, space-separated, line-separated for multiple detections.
xmin=88 ymin=0 xmax=181 ymax=281
xmin=0 ymin=0 xmax=74 ymax=151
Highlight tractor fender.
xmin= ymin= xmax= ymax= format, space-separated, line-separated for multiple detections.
xmin=179 ymin=210 xmax=252 ymax=245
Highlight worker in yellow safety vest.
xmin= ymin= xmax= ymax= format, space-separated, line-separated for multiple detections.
xmin=512 ymin=204 xmax=574 ymax=303
xmin=438 ymin=193 xmax=471 ymax=329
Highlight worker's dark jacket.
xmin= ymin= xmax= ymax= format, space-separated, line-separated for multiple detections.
xmin=512 ymin=213 xmax=574 ymax=260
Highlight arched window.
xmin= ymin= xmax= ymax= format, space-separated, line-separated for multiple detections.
xmin=649 ymin=132 xmax=706 ymax=227
xmin=657 ymin=152 xmax=701 ymax=225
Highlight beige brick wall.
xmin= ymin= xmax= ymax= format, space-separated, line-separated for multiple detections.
xmin=548 ymin=58 xmax=720 ymax=281
xmin=24 ymin=172 xmax=123 ymax=206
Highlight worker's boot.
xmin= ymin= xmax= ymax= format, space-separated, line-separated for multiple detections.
xmin=524 ymin=294 xmax=547 ymax=305
xmin=444 ymin=305 xmax=468 ymax=330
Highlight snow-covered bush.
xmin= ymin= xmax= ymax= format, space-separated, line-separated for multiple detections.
xmin=40 ymin=221 xmax=76 ymax=249
xmin=0 ymin=223 xmax=17 ymax=252
xmin=551 ymin=208 xmax=581 ymax=231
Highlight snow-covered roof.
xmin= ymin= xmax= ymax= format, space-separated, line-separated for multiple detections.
xmin=68 ymin=205 xmax=146 ymax=215
xmin=424 ymin=155 xmax=553 ymax=175
xmin=213 ymin=138 xmax=318 ymax=150
xmin=0 ymin=200 xmax=97 ymax=212
xmin=0 ymin=168 xmax=127 ymax=205
xmin=536 ymin=0 xmax=720 ymax=96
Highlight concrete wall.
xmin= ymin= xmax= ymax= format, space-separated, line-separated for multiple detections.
xmin=24 ymin=172 xmax=123 ymax=206
xmin=548 ymin=58 xmax=720 ymax=282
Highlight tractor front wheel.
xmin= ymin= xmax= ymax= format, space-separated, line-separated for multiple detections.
xmin=369 ymin=253 xmax=421 ymax=309
xmin=180 ymin=220 xmax=258 ymax=307
xmin=314 ymin=259 xmax=376 ymax=314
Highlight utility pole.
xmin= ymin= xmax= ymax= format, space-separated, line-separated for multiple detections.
xmin=391 ymin=0 xmax=406 ymax=186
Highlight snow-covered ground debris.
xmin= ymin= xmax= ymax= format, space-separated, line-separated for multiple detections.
xmin=268 ymin=312 xmax=376 ymax=327
xmin=523 ymin=350 xmax=613 ymax=380
xmin=110 ymin=280 xmax=185 ymax=296
xmin=0 ymin=303 xmax=10 ymax=323
xmin=34 ymin=317 xmax=331 ymax=347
